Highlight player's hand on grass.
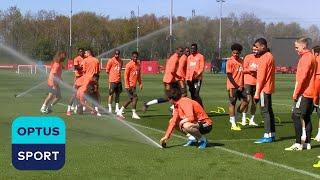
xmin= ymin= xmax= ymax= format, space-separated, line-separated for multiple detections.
xmin=139 ymin=84 xmax=143 ymax=90
xmin=160 ymin=136 xmax=168 ymax=148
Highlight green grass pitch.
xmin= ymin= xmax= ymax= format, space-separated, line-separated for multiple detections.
xmin=0 ymin=70 xmax=320 ymax=179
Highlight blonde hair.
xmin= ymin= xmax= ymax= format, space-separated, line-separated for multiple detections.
xmin=296 ymin=37 xmax=312 ymax=48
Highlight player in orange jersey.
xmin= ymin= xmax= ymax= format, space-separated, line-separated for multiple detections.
xmin=142 ymin=47 xmax=183 ymax=112
xmin=106 ymin=50 xmax=123 ymax=113
xmin=285 ymin=38 xmax=317 ymax=151
xmin=67 ymin=48 xmax=85 ymax=116
xmin=241 ymin=45 xmax=259 ymax=126
xmin=176 ymin=47 xmax=190 ymax=97
xmin=116 ymin=51 xmax=143 ymax=119
xmin=81 ymin=49 xmax=101 ymax=115
xmin=40 ymin=51 xmax=66 ymax=114
xmin=226 ymin=43 xmax=247 ymax=131
xmin=253 ymin=38 xmax=276 ymax=144
xmin=311 ymin=46 xmax=320 ymax=142
xmin=160 ymin=87 xmax=213 ymax=149
xmin=75 ymin=75 xmax=101 ymax=116
xmin=186 ymin=43 xmax=205 ymax=107
xmin=312 ymin=46 xmax=320 ymax=167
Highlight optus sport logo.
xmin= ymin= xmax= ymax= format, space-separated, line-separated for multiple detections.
xmin=12 ymin=116 xmax=65 ymax=170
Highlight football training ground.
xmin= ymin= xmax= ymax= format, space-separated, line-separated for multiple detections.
xmin=1 ymin=70 xmax=320 ymax=179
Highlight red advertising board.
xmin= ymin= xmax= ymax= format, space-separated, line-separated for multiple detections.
xmin=205 ymin=63 xmax=211 ymax=72
xmin=65 ymin=59 xmax=73 ymax=70
xmin=140 ymin=61 xmax=159 ymax=74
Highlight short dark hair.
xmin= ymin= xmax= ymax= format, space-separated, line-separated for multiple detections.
xmin=115 ymin=49 xmax=120 ymax=54
xmin=231 ymin=43 xmax=243 ymax=51
xmin=78 ymin=48 xmax=84 ymax=52
xmin=166 ymin=87 xmax=182 ymax=101
xmin=254 ymin=38 xmax=268 ymax=47
xmin=312 ymin=45 xmax=320 ymax=54
xmin=86 ymin=49 xmax=95 ymax=56
xmin=191 ymin=43 xmax=198 ymax=48
xmin=132 ymin=51 xmax=139 ymax=56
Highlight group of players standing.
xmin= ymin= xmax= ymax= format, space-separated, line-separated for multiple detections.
xmin=224 ymin=37 xmax=320 ymax=152
xmin=65 ymin=49 xmax=143 ymax=119
xmin=40 ymin=37 xmax=320 ymax=150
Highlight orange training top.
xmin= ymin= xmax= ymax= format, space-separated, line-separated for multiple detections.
xmin=48 ymin=62 xmax=62 ymax=87
xmin=243 ymin=54 xmax=258 ymax=86
xmin=163 ymin=53 xmax=179 ymax=83
xmin=164 ymin=97 xmax=213 ymax=138
xmin=124 ymin=60 xmax=142 ymax=88
xmin=293 ymin=50 xmax=317 ymax=100
xmin=176 ymin=54 xmax=188 ymax=81
xmin=74 ymin=55 xmax=84 ymax=77
xmin=254 ymin=52 xmax=275 ymax=99
xmin=316 ymin=56 xmax=320 ymax=79
xmin=186 ymin=52 xmax=205 ymax=81
xmin=226 ymin=56 xmax=244 ymax=90
xmin=106 ymin=57 xmax=122 ymax=83
xmin=83 ymin=56 xmax=100 ymax=79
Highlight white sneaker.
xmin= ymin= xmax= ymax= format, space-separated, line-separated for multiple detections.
xmin=73 ymin=105 xmax=78 ymax=114
xmin=249 ymin=121 xmax=259 ymax=126
xmin=314 ymin=135 xmax=320 ymax=142
xmin=46 ymin=105 xmax=53 ymax=113
xmin=285 ymin=143 xmax=302 ymax=151
xmin=40 ymin=106 xmax=47 ymax=113
xmin=240 ymin=121 xmax=247 ymax=126
xmin=116 ymin=111 xmax=125 ymax=118
xmin=96 ymin=112 xmax=102 ymax=117
xmin=303 ymin=143 xmax=311 ymax=150
xmin=132 ymin=112 xmax=141 ymax=119
xmin=241 ymin=116 xmax=247 ymax=125
xmin=83 ymin=106 xmax=86 ymax=112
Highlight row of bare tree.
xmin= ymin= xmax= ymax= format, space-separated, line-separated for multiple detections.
xmin=1 ymin=6 xmax=319 ymax=61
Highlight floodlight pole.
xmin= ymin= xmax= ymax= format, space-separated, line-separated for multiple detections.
xmin=169 ymin=0 xmax=173 ymax=53
xmin=217 ymin=0 xmax=225 ymax=59
xmin=69 ymin=0 xmax=73 ymax=59
xmin=136 ymin=5 xmax=139 ymax=52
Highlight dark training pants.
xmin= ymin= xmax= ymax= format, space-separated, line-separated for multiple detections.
xmin=259 ymin=93 xmax=275 ymax=134
xmin=187 ymin=79 xmax=203 ymax=107
xmin=291 ymin=96 xmax=313 ymax=144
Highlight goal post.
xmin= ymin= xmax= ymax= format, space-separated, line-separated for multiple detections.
xmin=17 ymin=65 xmax=33 ymax=74
xmin=34 ymin=65 xmax=50 ymax=74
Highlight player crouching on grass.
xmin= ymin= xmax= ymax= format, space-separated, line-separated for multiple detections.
xmin=160 ymin=87 xmax=213 ymax=149
xmin=40 ymin=51 xmax=66 ymax=114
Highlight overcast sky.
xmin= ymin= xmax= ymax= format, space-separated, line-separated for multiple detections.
xmin=2 ymin=0 xmax=320 ymax=28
